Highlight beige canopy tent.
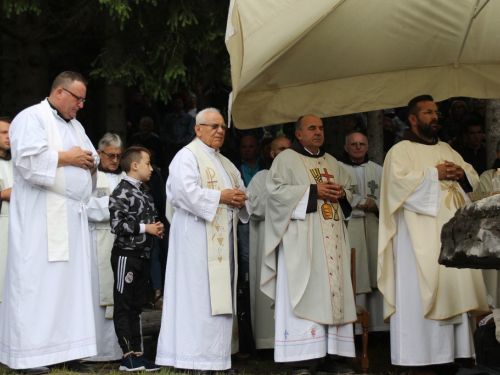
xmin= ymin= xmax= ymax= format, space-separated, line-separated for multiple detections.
xmin=225 ymin=0 xmax=500 ymax=129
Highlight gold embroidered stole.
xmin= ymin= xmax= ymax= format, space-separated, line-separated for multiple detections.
xmin=301 ymin=154 xmax=345 ymax=323
xmin=187 ymin=141 xmax=239 ymax=315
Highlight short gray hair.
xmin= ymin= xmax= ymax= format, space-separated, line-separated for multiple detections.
xmin=98 ymin=133 xmax=123 ymax=150
xmin=295 ymin=116 xmax=304 ymax=131
xmin=196 ymin=108 xmax=221 ymax=125
xmin=345 ymin=131 xmax=368 ymax=145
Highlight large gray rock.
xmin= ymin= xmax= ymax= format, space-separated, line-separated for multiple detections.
xmin=440 ymin=195 xmax=500 ymax=269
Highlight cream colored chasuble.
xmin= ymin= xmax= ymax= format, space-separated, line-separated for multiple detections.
xmin=186 ymin=140 xmax=239 ymax=315
xmin=262 ymin=149 xmax=356 ymax=325
xmin=378 ymin=141 xmax=489 ymax=321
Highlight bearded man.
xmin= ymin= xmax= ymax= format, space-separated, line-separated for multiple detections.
xmin=378 ymin=95 xmax=488 ymax=373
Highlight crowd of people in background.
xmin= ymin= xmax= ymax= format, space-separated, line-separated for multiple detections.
xmin=0 ymin=71 xmax=497 ymax=375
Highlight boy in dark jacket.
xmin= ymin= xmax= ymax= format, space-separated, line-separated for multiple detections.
xmin=109 ymin=146 xmax=164 ymax=372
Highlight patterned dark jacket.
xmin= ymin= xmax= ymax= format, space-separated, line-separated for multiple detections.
xmin=109 ymin=179 xmax=158 ymax=258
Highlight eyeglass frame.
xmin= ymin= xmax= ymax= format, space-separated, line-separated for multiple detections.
xmin=347 ymin=142 xmax=368 ymax=147
xmin=198 ymin=123 xmax=228 ymax=131
xmin=419 ymin=110 xmax=441 ymax=117
xmin=62 ymin=88 xmax=86 ymax=104
xmin=99 ymin=150 xmax=123 ymax=159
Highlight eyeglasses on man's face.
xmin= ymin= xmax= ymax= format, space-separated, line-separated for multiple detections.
xmin=100 ymin=150 xmax=122 ymax=159
xmin=419 ymin=110 xmax=441 ymax=117
xmin=62 ymin=88 xmax=86 ymax=104
xmin=348 ymin=142 xmax=368 ymax=147
xmin=198 ymin=123 xmax=227 ymax=131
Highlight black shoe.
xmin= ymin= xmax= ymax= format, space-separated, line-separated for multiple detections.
xmin=64 ymin=360 xmax=96 ymax=371
xmin=137 ymin=356 xmax=161 ymax=372
xmin=316 ymin=362 xmax=355 ymax=374
xmin=224 ymin=369 xmax=239 ymax=375
xmin=18 ymin=367 xmax=50 ymax=375
xmin=119 ymin=353 xmax=146 ymax=372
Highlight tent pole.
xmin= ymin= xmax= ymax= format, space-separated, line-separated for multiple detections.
xmin=455 ymin=0 xmax=489 ymax=68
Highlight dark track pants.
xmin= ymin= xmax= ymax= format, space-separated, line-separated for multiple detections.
xmin=111 ymin=254 xmax=151 ymax=353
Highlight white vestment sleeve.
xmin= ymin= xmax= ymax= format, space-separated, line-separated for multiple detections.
xmin=238 ymin=201 xmax=251 ymax=224
xmin=87 ymin=196 xmax=110 ymax=222
xmin=248 ymin=171 xmax=267 ymax=221
xmin=11 ymin=110 xmax=58 ymax=187
xmin=167 ymin=148 xmax=221 ymax=223
xmin=351 ymin=193 xmax=363 ymax=208
xmin=402 ymin=168 xmax=440 ymax=216
xmin=291 ymin=187 xmax=309 ymax=220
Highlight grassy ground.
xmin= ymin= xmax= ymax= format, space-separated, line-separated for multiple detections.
xmin=0 ymin=332 xmax=474 ymax=375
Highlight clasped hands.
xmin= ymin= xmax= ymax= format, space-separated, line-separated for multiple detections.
xmin=220 ymin=187 xmax=248 ymax=209
xmin=67 ymin=146 xmax=95 ymax=170
xmin=146 ymin=221 xmax=165 ymax=239
xmin=437 ymin=160 xmax=464 ymax=181
xmin=356 ymin=198 xmax=378 ymax=213
xmin=317 ymin=181 xmax=345 ymax=202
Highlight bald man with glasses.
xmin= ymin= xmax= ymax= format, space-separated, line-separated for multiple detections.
xmin=156 ymin=108 xmax=250 ymax=374
xmin=339 ymin=132 xmax=386 ymax=335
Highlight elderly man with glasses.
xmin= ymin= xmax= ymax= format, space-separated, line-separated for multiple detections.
xmin=339 ymin=132 xmax=386 ymax=335
xmin=85 ymin=133 xmax=125 ymax=363
xmin=378 ymin=95 xmax=489 ymax=374
xmin=0 ymin=71 xmax=99 ymax=372
xmin=156 ymin=108 xmax=251 ymax=374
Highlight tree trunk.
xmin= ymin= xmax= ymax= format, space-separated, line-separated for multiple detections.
xmin=367 ymin=110 xmax=384 ymax=165
xmin=103 ymin=16 xmax=126 ymax=140
xmin=2 ymin=15 xmax=49 ymax=116
xmin=105 ymin=81 xmax=126 ymax=137
xmin=485 ymin=99 xmax=500 ymax=169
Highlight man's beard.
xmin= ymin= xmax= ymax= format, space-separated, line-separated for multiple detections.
xmin=417 ymin=120 xmax=437 ymax=139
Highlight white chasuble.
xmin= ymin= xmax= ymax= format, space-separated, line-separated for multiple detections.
xmin=378 ymin=140 xmax=488 ymax=323
xmin=247 ymin=169 xmax=275 ymax=349
xmin=0 ymin=158 xmax=13 ymax=304
xmin=85 ymin=170 xmax=124 ymax=361
xmin=478 ymin=168 xmax=496 ymax=194
xmin=262 ymin=149 xmax=356 ymax=326
xmin=340 ymin=161 xmax=382 ymax=294
xmin=0 ymin=99 xmax=97 ymax=369
xmin=156 ymin=138 xmax=250 ymax=371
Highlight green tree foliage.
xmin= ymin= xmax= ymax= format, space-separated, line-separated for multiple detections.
xmin=92 ymin=0 xmax=230 ymax=101
xmin=1 ymin=0 xmax=230 ymax=101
